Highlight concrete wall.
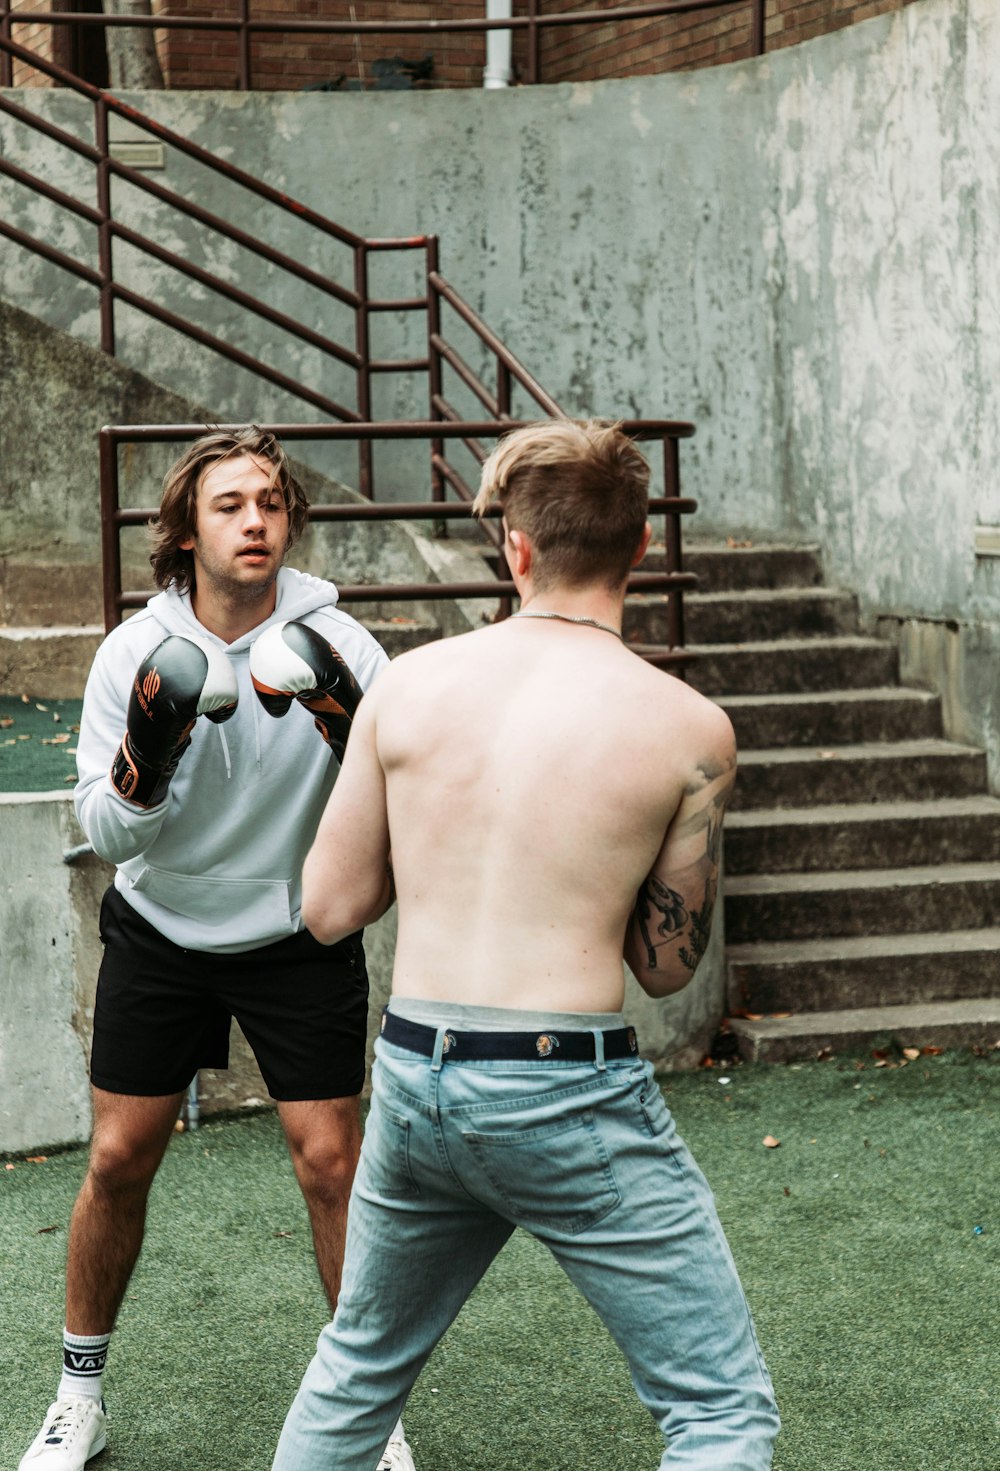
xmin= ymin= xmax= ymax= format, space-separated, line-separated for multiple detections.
xmin=2 ymin=0 xmax=998 ymax=1145
xmin=3 ymin=3 xmax=998 ymax=704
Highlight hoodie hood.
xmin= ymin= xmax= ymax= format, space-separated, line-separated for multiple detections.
xmin=74 ymin=566 xmax=389 ymax=951
xmin=144 ymin=568 xmax=341 ymax=653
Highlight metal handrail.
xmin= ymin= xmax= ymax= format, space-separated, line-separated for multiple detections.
xmin=0 ymin=29 xmax=573 ymax=499
xmin=99 ymin=419 xmax=698 ymax=671
xmin=0 ymin=1 xmax=766 ymax=90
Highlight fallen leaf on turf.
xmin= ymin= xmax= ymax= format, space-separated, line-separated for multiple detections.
xmin=762 ymin=1135 xmax=781 ymax=1148
xmin=53 ymin=713 xmax=61 ymax=723
xmin=37 ymin=1225 xmax=61 ymax=1234
xmin=273 ymin=1230 xmax=294 ymax=1238
xmin=42 ymin=735 xmax=72 ymax=746
xmin=817 ymin=750 xmax=839 ymax=759
xmin=64 ymin=775 xmax=77 ymax=783
xmin=20 ymin=694 xmax=29 ymax=704
xmin=3 ymin=739 xmax=15 ymax=747
xmin=769 ymin=1011 xmax=792 ymax=1019
xmin=903 ymin=1047 xmax=920 ymax=1061
xmin=783 ymin=1186 xmax=791 ymax=1196
xmin=0 ymin=718 xmax=12 ymax=729
xmin=26 ymin=1156 xmax=48 ymax=1163
xmin=35 ymin=703 xmax=48 ymax=712
xmin=922 ymin=1046 xmax=943 ymax=1055
xmin=730 ymin=1009 xmax=762 ymax=1021
xmin=17 ymin=734 xmax=31 ymax=741
xmin=4 ymin=1163 xmax=14 ymax=1171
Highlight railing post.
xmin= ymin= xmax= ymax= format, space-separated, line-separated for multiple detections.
xmin=99 ymin=429 xmax=123 ymax=632
xmin=663 ymin=435 xmax=687 ymax=678
xmin=426 ymin=235 xmax=446 ymax=515
xmin=497 ymin=360 xmax=511 ymax=419
xmin=95 ymin=97 xmax=115 ymax=355
xmin=238 ymin=0 xmax=252 ymax=91
xmin=751 ymin=0 xmax=765 ymax=56
xmin=0 ymin=0 xmax=12 ymax=89
xmin=526 ymin=0 xmax=540 ymax=85
xmin=354 ymin=242 xmax=373 ymax=498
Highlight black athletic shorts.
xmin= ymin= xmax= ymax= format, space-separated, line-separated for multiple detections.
xmin=90 ymin=885 xmax=369 ymax=1101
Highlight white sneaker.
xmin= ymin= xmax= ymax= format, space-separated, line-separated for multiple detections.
xmin=18 ymin=1398 xmax=107 ymax=1470
xmin=377 ymin=1433 xmax=416 ymax=1471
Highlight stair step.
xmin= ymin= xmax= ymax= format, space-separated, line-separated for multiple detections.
xmin=361 ymin=618 xmax=442 ymax=657
xmin=0 ymin=626 xmax=104 ymax=700
xmin=685 ymin=636 xmax=897 ymax=695
xmin=727 ymin=929 xmax=1000 ymax=1011
xmin=725 ymin=861 xmax=1000 ymax=942
xmin=728 ymin=997 xmax=1000 ymax=1063
xmin=625 ymin=587 xmax=858 ymax=645
xmin=642 ymin=542 xmax=824 ymax=590
xmin=717 ymin=687 xmax=942 ymax=748
xmin=731 ymin=738 xmax=987 ymax=809
xmin=725 ymin=795 xmax=1000 ymax=873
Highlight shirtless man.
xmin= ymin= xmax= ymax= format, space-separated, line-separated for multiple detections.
xmin=271 ymin=419 xmax=780 ymax=1470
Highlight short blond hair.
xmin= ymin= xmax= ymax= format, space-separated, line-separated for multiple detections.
xmin=474 ymin=419 xmax=650 ymax=590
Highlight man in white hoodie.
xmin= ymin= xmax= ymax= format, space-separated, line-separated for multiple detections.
xmin=18 ymin=427 xmax=413 ymax=1471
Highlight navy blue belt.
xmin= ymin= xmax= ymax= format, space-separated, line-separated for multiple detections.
xmin=380 ymin=1010 xmax=640 ymax=1062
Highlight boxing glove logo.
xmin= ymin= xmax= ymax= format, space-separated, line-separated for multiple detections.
xmin=142 ymin=668 xmax=161 ymax=703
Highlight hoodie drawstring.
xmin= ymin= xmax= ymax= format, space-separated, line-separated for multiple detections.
xmin=217 ymin=725 xmax=233 ymax=781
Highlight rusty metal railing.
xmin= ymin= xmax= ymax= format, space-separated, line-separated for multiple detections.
xmin=0 ymin=31 xmax=573 ymax=503
xmin=0 ymin=1 xmax=766 ymax=91
xmin=99 ymin=419 xmax=699 ymax=671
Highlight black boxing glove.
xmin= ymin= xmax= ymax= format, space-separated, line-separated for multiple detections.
xmin=111 ymin=635 xmax=239 ymax=807
xmin=249 ymin=619 xmax=363 ymax=761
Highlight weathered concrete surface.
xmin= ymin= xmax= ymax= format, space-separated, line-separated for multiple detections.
xmin=0 ymin=300 xmax=494 ymax=641
xmin=6 ymin=0 xmax=997 ymax=783
xmin=0 ymin=795 xmax=93 ymax=1153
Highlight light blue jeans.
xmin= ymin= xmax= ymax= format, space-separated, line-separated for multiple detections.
xmin=273 ymin=1030 xmax=779 ymax=1470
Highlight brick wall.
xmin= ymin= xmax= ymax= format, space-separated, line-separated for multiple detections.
xmin=158 ymin=0 xmax=488 ymax=92
xmin=527 ymin=0 xmax=920 ymax=83
xmin=3 ymin=0 xmax=924 ymax=92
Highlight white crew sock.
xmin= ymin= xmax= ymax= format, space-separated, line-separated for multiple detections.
xmin=57 ymin=1329 xmax=110 ymax=1403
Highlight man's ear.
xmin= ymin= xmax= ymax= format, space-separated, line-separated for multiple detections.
xmin=631 ymin=522 xmax=653 ymax=568
xmin=506 ymin=526 xmax=532 ymax=580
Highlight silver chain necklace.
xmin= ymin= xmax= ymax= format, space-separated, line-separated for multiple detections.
xmin=511 ymin=610 xmax=623 ymax=640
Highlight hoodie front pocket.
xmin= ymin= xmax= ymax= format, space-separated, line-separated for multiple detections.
xmin=127 ymin=863 xmax=291 ymax=937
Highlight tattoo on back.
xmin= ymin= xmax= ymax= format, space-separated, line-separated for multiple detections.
xmin=635 ymin=875 xmax=689 ymax=970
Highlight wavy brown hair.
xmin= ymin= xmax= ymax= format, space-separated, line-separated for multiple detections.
xmin=149 ymin=426 xmax=309 ymax=593
xmin=473 ymin=419 xmax=650 ymax=591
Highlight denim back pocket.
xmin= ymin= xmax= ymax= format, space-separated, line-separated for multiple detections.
xmin=463 ymin=1111 xmax=621 ymax=1235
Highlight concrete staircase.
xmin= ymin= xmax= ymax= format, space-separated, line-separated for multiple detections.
xmin=643 ymin=541 xmax=1000 ymax=1062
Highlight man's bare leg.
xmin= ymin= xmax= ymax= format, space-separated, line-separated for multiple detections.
xmin=66 ymin=1087 xmax=186 ymax=1332
xmin=18 ymin=1089 xmax=184 ymax=1470
xmin=277 ymin=1096 xmax=362 ymax=1310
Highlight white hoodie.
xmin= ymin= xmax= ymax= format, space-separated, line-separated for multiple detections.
xmin=74 ymin=568 xmax=388 ymax=952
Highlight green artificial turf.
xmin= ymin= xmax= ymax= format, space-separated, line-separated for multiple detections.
xmin=1 ymin=1050 xmax=997 ymax=1470
xmin=0 ymin=696 xmax=84 ymax=793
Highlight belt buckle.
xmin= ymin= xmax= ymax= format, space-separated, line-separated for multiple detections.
xmin=535 ymin=1033 xmax=559 ymax=1058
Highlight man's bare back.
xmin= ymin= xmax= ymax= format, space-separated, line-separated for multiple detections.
xmin=283 ymin=422 xmax=778 ymax=1471
xmin=305 ymin=614 xmax=735 ymax=1013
